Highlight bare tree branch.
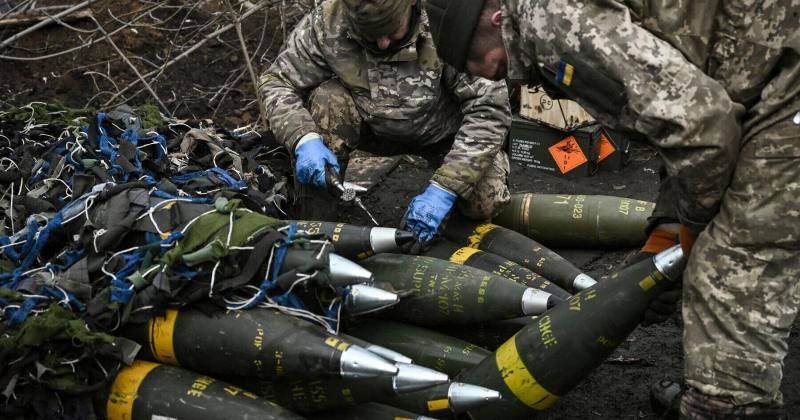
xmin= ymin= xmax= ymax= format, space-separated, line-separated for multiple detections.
xmin=0 ymin=0 xmax=98 ymax=48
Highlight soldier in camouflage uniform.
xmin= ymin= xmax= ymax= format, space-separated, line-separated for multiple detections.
xmin=424 ymin=0 xmax=799 ymax=417
xmin=259 ymin=0 xmax=511 ymax=244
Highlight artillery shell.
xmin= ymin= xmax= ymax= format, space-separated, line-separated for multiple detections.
xmin=360 ymin=254 xmax=557 ymax=325
xmin=121 ymin=307 xmax=397 ymax=380
xmin=380 ymin=382 xmax=502 ymax=415
xmin=493 ymin=193 xmax=655 ymax=248
xmin=226 ymin=362 xmax=449 ymax=413
xmin=457 ymin=246 xmax=685 ymax=418
xmin=345 ymin=319 xmax=490 ymax=376
xmin=105 ymin=360 xmax=302 ymax=420
xmin=423 ymin=239 xmax=572 ymax=300
xmin=294 ymin=221 xmax=415 ymax=260
xmin=444 ymin=219 xmax=596 ymax=292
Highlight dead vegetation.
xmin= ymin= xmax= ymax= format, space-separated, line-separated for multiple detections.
xmin=0 ymin=0 xmax=312 ymax=125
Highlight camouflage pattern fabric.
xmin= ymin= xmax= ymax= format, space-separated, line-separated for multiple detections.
xmin=629 ymin=0 xmax=800 ymax=409
xmin=260 ymin=0 xmax=512 ymax=203
xmin=499 ymin=0 xmax=743 ymax=234
xmin=499 ymin=0 xmax=800 ymax=410
xmin=309 ymin=79 xmax=510 ymax=219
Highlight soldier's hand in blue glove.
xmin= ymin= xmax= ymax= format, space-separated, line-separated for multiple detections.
xmin=401 ymin=183 xmax=457 ymax=251
xmin=294 ymin=135 xmax=339 ymax=189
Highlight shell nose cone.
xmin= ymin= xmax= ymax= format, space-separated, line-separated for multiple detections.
xmin=392 ymin=363 xmax=450 ymax=394
xmin=328 ymin=253 xmax=374 ymax=287
xmin=370 ymin=227 xmax=414 ymax=253
xmin=521 ymin=288 xmax=555 ymax=315
xmin=653 ymin=245 xmax=686 ymax=281
xmin=344 ymin=284 xmax=400 ymax=316
xmin=339 ymin=345 xmax=399 ymax=379
xmin=447 ymin=382 xmax=503 ymax=413
xmin=572 ymin=273 xmax=597 ymax=291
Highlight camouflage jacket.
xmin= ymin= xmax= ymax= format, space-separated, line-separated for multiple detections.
xmin=623 ymin=0 xmax=800 ymax=229
xmin=260 ymin=0 xmax=511 ymax=198
xmin=499 ymin=0 xmax=746 ymax=232
xmin=623 ymin=0 xmax=800 ymax=141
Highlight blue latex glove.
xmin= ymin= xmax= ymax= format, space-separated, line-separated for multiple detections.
xmin=402 ymin=183 xmax=457 ymax=242
xmin=294 ymin=136 xmax=339 ymax=189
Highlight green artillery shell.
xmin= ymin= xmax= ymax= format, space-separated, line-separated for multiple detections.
xmin=379 ymin=382 xmax=502 ymax=415
xmin=225 ymin=375 xmax=393 ymax=413
xmin=105 ymin=360 xmax=302 ymax=420
xmin=456 ymin=246 xmax=685 ymax=419
xmin=423 ymin=239 xmax=572 ymax=300
xmin=444 ymin=317 xmax=538 ymax=351
xmin=359 ymin=254 xmax=555 ymax=325
xmin=308 ymin=402 xmax=434 ymax=420
xmin=444 ymin=219 xmax=596 ymax=292
xmin=493 ymin=193 xmax=655 ymax=248
xmin=294 ymin=221 xmax=415 ymax=260
xmin=345 ymin=319 xmax=491 ymax=377
xmin=226 ymin=363 xmax=449 ymax=413
xmin=121 ymin=307 xmax=397 ymax=380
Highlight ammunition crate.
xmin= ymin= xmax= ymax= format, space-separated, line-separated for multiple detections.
xmin=507 ymin=116 xmax=630 ymax=178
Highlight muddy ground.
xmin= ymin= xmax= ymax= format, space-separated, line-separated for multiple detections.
xmin=1 ymin=1 xmax=798 ymax=418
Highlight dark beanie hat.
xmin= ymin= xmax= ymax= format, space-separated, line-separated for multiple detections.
xmin=343 ymin=0 xmax=411 ymax=40
xmin=424 ymin=0 xmax=486 ymax=72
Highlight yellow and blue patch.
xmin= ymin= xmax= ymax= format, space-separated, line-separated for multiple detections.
xmin=555 ymin=60 xmax=574 ymax=87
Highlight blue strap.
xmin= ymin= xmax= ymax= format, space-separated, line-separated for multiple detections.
xmin=27 ymin=160 xmax=50 ymax=186
xmin=46 ymin=249 xmax=86 ymax=272
xmin=109 ymin=249 xmax=144 ymax=304
xmin=7 ymin=295 xmax=45 ymax=327
xmin=1 ymin=212 xmax=64 ymax=290
xmin=1 ymin=220 xmax=39 ymax=262
xmin=121 ymin=128 xmax=143 ymax=174
xmin=232 ymin=224 xmax=305 ymax=311
xmin=96 ymin=113 xmax=127 ymax=181
xmin=42 ymin=286 xmax=86 ymax=312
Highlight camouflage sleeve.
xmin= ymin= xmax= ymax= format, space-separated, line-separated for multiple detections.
xmin=432 ymin=66 xmax=511 ymax=198
xmin=259 ymin=11 xmax=332 ymax=152
xmin=531 ymin=1 xmax=744 ymax=232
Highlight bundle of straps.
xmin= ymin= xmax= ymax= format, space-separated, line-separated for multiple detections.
xmin=0 ymin=103 xmax=345 ymax=418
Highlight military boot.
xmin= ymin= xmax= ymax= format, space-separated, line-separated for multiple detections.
xmin=679 ymin=387 xmax=786 ymax=420
xmin=650 ymin=379 xmax=682 ymax=420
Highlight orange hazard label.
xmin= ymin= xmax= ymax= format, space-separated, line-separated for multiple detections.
xmin=549 ymin=136 xmax=587 ymax=174
xmin=597 ymin=132 xmax=616 ymax=162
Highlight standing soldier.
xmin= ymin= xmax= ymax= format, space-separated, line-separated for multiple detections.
xmin=260 ymin=0 xmax=512 ymax=249
xmin=424 ymin=0 xmax=799 ymax=418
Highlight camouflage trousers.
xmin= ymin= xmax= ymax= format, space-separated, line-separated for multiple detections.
xmin=681 ymin=105 xmax=800 ymax=408
xmin=308 ymin=78 xmax=510 ymax=220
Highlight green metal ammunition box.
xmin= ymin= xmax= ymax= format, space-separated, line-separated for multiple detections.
xmin=507 ymin=116 xmax=630 ymax=178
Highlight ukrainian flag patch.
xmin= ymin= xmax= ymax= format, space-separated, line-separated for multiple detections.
xmin=555 ymin=60 xmax=574 ymax=87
